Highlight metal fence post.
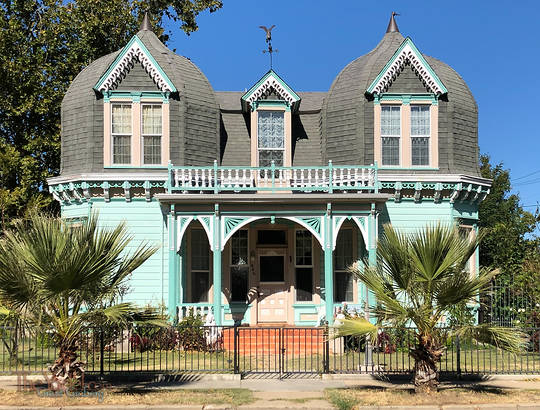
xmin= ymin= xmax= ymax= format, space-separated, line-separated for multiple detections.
xmin=324 ymin=325 xmax=330 ymax=374
xmin=233 ymin=325 xmax=239 ymax=374
xmin=456 ymin=335 xmax=462 ymax=379
xmin=99 ymin=329 xmax=105 ymax=379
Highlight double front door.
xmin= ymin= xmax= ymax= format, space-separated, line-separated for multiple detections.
xmin=257 ymin=248 xmax=288 ymax=323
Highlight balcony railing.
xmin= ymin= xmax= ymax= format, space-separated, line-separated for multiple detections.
xmin=167 ymin=161 xmax=378 ymax=194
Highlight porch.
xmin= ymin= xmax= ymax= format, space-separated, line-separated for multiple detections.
xmin=157 ymin=187 xmax=389 ymax=326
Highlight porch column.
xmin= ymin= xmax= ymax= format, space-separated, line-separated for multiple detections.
xmin=324 ymin=204 xmax=334 ymax=325
xmin=212 ymin=205 xmax=222 ymax=325
xmin=366 ymin=203 xmax=378 ymax=315
xmin=168 ymin=205 xmax=178 ymax=320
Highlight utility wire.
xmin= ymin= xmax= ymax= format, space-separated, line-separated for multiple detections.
xmin=512 ymin=169 xmax=540 ymax=182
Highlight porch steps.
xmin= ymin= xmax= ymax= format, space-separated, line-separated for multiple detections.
xmin=221 ymin=328 xmax=325 ymax=355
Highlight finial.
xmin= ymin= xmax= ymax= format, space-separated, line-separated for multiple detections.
xmin=386 ymin=11 xmax=400 ymax=33
xmin=259 ymin=25 xmax=278 ymax=69
xmin=140 ymin=12 xmax=152 ymax=32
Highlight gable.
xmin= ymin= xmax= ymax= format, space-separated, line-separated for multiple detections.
xmin=384 ymin=65 xmax=431 ymax=94
xmin=366 ymin=37 xmax=447 ymax=96
xmin=115 ymin=62 xmax=162 ymax=91
xmin=94 ymin=35 xmax=177 ymax=93
xmin=241 ymin=70 xmax=301 ymax=112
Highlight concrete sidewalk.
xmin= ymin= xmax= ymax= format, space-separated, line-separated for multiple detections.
xmin=1 ymin=374 xmax=539 ymax=409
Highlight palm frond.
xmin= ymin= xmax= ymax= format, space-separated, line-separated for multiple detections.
xmin=453 ymin=324 xmax=528 ymax=354
xmin=331 ymin=318 xmax=378 ymax=342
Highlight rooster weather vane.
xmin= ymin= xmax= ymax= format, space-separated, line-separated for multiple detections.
xmin=260 ymin=25 xmax=277 ymax=69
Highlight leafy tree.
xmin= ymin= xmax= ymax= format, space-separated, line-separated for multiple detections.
xmin=0 ymin=0 xmax=222 ymax=229
xmin=335 ymin=224 xmax=525 ymax=393
xmin=0 ymin=214 xmax=163 ymax=385
xmin=478 ymin=154 xmax=538 ymax=275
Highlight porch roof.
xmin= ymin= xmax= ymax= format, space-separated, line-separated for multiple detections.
xmin=156 ymin=193 xmax=390 ymax=205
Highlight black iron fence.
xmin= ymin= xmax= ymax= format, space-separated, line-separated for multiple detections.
xmin=1 ymin=326 xmax=539 ymax=376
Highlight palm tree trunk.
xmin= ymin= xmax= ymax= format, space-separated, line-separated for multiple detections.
xmin=48 ymin=343 xmax=84 ymax=390
xmin=410 ymin=334 xmax=443 ymax=393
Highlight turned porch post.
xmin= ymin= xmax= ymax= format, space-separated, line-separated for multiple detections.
xmin=324 ymin=203 xmax=334 ymax=325
xmin=212 ymin=204 xmax=223 ymax=325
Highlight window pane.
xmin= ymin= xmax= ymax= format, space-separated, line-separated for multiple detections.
xmin=191 ymin=229 xmax=209 ymax=270
xmin=143 ymin=135 xmax=161 ymax=165
xmin=258 ymin=111 xmax=284 ymax=148
xmin=295 ymin=230 xmax=312 ymax=266
xmin=142 ymin=104 xmax=162 ymax=135
xmin=335 ymin=229 xmax=353 ymax=270
xmin=257 ymin=230 xmax=286 ymax=245
xmin=191 ymin=272 xmax=209 ymax=303
xmin=260 ymin=256 xmax=284 ymax=282
xmin=335 ymin=271 xmax=353 ymax=302
xmin=258 ymin=149 xmax=284 ymax=167
xmin=382 ymin=137 xmax=400 ymax=166
xmin=112 ymin=135 xmax=131 ymax=164
xmin=231 ymin=265 xmax=249 ymax=302
xmin=410 ymin=105 xmax=430 ymax=136
xmin=231 ymin=230 xmax=248 ymax=265
xmin=296 ymin=267 xmax=313 ymax=302
xmin=381 ymin=106 xmax=400 ymax=136
xmin=411 ymin=137 xmax=429 ymax=166
xmin=112 ymin=104 xmax=132 ymax=134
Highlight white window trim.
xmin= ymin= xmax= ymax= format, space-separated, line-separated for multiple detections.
xmin=256 ymin=110 xmax=285 ymax=167
xmin=250 ymin=106 xmax=292 ymax=168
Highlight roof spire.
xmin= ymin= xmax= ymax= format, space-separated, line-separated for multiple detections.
xmin=386 ymin=11 xmax=400 ymax=33
xmin=140 ymin=12 xmax=152 ymax=32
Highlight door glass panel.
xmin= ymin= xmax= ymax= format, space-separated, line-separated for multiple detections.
xmin=260 ymin=256 xmax=284 ymax=282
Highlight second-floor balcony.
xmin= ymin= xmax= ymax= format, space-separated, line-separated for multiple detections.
xmin=166 ymin=161 xmax=378 ymax=194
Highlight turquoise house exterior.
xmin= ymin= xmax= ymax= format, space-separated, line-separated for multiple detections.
xmin=48 ymin=14 xmax=490 ymax=326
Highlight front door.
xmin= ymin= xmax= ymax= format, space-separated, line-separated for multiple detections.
xmin=257 ymin=249 xmax=288 ymax=323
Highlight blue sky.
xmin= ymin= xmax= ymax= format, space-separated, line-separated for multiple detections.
xmin=164 ymin=1 xmax=540 ymax=213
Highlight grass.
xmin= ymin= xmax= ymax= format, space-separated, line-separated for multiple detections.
xmin=0 ymin=388 xmax=254 ymax=407
xmin=325 ymin=387 xmax=540 ymax=410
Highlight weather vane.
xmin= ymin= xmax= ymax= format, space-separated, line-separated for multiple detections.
xmin=260 ymin=25 xmax=278 ymax=69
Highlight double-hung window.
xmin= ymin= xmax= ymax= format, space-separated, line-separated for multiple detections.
xmin=334 ymin=229 xmax=354 ymax=303
xmin=111 ymin=104 xmax=132 ymax=164
xmin=295 ymin=230 xmax=313 ymax=302
xmin=230 ymin=230 xmax=249 ymax=302
xmin=190 ymin=229 xmax=210 ymax=303
xmin=381 ymin=105 xmax=401 ymax=166
xmin=142 ymin=104 xmax=162 ymax=165
xmin=411 ymin=105 xmax=430 ymax=166
xmin=257 ymin=111 xmax=284 ymax=167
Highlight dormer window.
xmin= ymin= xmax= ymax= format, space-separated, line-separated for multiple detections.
xmin=103 ymin=93 xmax=170 ymax=168
xmin=257 ymin=110 xmax=285 ymax=167
xmin=241 ymin=70 xmax=301 ymax=169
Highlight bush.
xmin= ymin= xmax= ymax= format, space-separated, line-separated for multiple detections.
xmin=176 ymin=314 xmax=207 ymax=351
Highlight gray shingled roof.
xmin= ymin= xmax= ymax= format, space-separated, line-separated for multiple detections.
xmin=60 ymin=29 xmax=220 ymax=176
xmin=322 ymin=31 xmax=480 ymax=176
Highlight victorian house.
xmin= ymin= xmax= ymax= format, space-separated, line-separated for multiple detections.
xmin=48 ymin=14 xmax=490 ymax=326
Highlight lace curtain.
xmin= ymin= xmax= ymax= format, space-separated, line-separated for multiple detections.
xmin=142 ymin=105 xmax=162 ymax=135
xmin=112 ymin=104 xmax=132 ymax=134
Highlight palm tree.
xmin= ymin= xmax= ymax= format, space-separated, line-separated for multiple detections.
xmin=0 ymin=213 xmax=163 ymax=386
xmin=334 ymin=224 xmax=525 ymax=393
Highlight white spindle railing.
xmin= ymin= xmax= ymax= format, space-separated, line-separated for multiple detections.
xmin=168 ymin=161 xmax=378 ymax=193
